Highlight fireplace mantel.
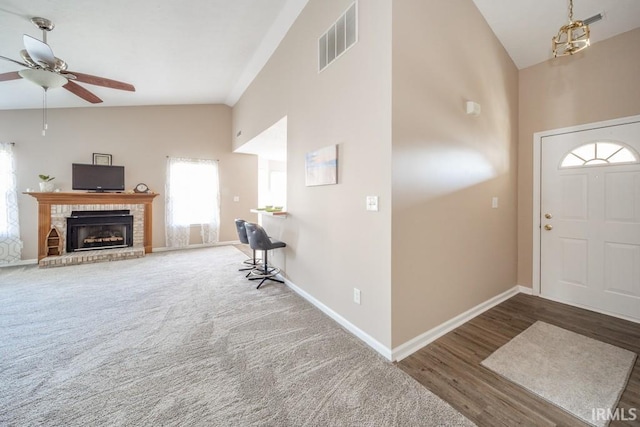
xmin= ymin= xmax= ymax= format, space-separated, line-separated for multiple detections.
xmin=25 ymin=192 xmax=158 ymax=261
xmin=25 ymin=192 xmax=158 ymax=205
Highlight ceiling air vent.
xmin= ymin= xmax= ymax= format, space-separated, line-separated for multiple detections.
xmin=318 ymin=2 xmax=358 ymax=72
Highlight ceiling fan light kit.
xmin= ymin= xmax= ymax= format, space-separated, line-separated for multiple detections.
xmin=0 ymin=16 xmax=136 ymax=135
xmin=18 ymin=69 xmax=67 ymax=89
xmin=552 ymin=0 xmax=591 ymax=57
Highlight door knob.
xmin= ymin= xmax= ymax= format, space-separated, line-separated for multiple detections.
xmin=545 ymin=213 xmax=553 ymax=219
xmin=544 ymin=224 xmax=553 ymax=231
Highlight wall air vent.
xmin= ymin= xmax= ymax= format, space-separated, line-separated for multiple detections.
xmin=318 ymin=1 xmax=358 ymax=72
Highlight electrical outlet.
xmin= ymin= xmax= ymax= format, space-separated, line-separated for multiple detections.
xmin=353 ymin=288 xmax=361 ymax=305
xmin=233 ymin=196 xmax=240 ymax=202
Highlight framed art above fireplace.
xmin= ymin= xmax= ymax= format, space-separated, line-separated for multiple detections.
xmin=93 ymin=153 xmax=112 ymax=166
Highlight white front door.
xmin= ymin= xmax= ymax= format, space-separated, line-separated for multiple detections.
xmin=540 ymin=121 xmax=640 ymax=321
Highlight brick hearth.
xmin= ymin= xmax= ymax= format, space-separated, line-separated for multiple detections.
xmin=39 ymin=247 xmax=145 ymax=268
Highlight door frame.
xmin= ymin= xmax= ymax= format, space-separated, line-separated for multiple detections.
xmin=532 ymin=114 xmax=640 ymax=297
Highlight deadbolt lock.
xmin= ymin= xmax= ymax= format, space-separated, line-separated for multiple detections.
xmin=544 ymin=224 xmax=553 ymax=231
xmin=545 ymin=213 xmax=553 ymax=219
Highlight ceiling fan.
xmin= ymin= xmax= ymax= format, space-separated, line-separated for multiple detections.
xmin=0 ymin=17 xmax=135 ymax=104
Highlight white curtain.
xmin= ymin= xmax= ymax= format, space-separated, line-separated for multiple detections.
xmin=0 ymin=142 xmax=22 ymax=263
xmin=165 ymin=157 xmax=220 ymax=248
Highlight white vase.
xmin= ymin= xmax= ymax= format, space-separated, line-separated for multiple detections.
xmin=39 ymin=181 xmax=55 ymax=192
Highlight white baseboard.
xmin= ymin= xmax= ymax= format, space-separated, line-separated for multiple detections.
xmin=282 ymin=280 xmax=528 ymax=362
xmin=281 ymin=276 xmax=394 ymax=361
xmin=0 ymin=258 xmax=38 ymax=268
xmin=517 ymin=285 xmax=534 ymax=295
xmin=154 ymin=240 xmax=240 ymax=252
xmin=391 ymin=285 xmax=523 ymax=362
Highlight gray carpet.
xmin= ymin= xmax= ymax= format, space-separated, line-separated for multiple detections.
xmin=0 ymin=246 xmax=473 ymax=426
xmin=481 ymin=321 xmax=637 ymax=427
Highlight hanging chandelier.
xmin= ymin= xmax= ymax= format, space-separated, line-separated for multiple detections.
xmin=552 ymin=0 xmax=590 ymax=57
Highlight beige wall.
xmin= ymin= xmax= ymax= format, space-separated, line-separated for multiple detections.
xmin=233 ymin=0 xmax=393 ymax=347
xmin=391 ymin=0 xmax=519 ymax=346
xmin=234 ymin=0 xmax=522 ymax=350
xmin=0 ymin=104 xmax=257 ymax=260
xmin=517 ymin=28 xmax=640 ymax=287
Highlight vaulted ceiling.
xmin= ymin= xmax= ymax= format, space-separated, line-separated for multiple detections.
xmin=0 ymin=0 xmax=308 ymax=110
xmin=1 ymin=0 xmax=639 ymax=110
xmin=472 ymin=0 xmax=640 ymax=69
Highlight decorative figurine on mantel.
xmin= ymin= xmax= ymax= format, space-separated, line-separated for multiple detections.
xmin=38 ymin=174 xmax=55 ymax=192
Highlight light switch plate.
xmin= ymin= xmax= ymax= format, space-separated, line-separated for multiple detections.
xmin=366 ymin=196 xmax=379 ymax=212
xmin=233 ymin=196 xmax=240 ymax=202
xmin=492 ymin=197 xmax=498 ymax=208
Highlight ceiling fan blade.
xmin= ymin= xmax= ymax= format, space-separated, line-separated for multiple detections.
xmin=0 ymin=71 xmax=22 ymax=82
xmin=0 ymin=54 xmax=30 ymax=68
xmin=63 ymin=80 xmax=103 ymax=104
xmin=23 ymin=34 xmax=56 ymax=68
xmin=68 ymin=71 xmax=135 ymax=92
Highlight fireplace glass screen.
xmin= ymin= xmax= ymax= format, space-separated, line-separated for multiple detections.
xmin=66 ymin=210 xmax=134 ymax=252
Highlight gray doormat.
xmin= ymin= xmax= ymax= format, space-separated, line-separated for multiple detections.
xmin=481 ymin=321 xmax=636 ymax=427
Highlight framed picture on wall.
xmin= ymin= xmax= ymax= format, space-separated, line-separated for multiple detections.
xmin=93 ymin=153 xmax=112 ymax=166
xmin=305 ymin=144 xmax=338 ymax=186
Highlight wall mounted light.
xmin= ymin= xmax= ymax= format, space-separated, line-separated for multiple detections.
xmin=466 ymin=101 xmax=481 ymax=116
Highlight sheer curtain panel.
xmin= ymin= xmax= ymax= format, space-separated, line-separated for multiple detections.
xmin=0 ymin=142 xmax=22 ymax=263
xmin=165 ymin=157 xmax=220 ymax=248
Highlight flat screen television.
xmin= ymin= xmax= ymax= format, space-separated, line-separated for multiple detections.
xmin=72 ymin=163 xmax=125 ymax=192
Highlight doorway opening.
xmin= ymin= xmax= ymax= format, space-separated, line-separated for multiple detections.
xmin=235 ymin=116 xmax=287 ymax=212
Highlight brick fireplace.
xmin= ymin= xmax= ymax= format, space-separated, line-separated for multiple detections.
xmin=25 ymin=192 xmax=158 ymax=266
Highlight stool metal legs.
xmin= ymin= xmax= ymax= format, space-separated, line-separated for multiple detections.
xmin=248 ymin=250 xmax=284 ymax=289
xmin=239 ymin=249 xmax=262 ymax=277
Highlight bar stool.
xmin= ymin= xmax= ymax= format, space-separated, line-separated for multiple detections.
xmin=243 ymin=222 xmax=286 ymax=289
xmin=235 ymin=219 xmax=261 ymax=275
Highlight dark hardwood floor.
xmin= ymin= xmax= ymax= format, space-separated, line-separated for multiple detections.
xmin=398 ymin=293 xmax=640 ymax=427
xmin=234 ymin=243 xmax=252 ymax=258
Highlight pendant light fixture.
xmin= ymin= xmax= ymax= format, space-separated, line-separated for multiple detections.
xmin=552 ymin=0 xmax=590 ymax=57
xmin=18 ymin=69 xmax=68 ymax=136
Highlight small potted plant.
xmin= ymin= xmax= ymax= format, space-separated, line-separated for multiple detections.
xmin=38 ymin=174 xmax=55 ymax=192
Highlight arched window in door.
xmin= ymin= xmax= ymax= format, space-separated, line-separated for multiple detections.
xmin=560 ymin=142 xmax=639 ymax=168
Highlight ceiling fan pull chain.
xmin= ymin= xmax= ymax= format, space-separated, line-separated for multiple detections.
xmin=42 ymin=88 xmax=47 ymax=136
